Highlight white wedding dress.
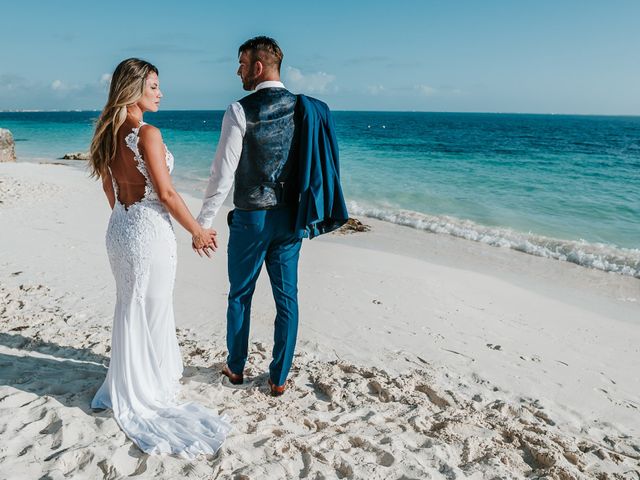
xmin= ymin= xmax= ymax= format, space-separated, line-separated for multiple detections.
xmin=91 ymin=121 xmax=231 ymax=458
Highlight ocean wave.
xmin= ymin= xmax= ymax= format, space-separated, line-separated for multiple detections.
xmin=348 ymin=202 xmax=640 ymax=278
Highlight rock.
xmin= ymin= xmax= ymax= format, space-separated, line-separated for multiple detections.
xmin=0 ymin=128 xmax=17 ymax=162
xmin=334 ymin=217 xmax=372 ymax=234
xmin=61 ymin=152 xmax=91 ymax=160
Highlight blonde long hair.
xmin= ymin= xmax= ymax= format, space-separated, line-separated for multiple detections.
xmin=89 ymin=58 xmax=158 ymax=179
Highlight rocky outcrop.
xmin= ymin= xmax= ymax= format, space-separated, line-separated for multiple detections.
xmin=61 ymin=152 xmax=91 ymax=160
xmin=335 ymin=218 xmax=371 ymax=234
xmin=0 ymin=128 xmax=16 ymax=162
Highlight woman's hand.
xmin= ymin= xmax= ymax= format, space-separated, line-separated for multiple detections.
xmin=192 ymin=228 xmax=218 ymax=258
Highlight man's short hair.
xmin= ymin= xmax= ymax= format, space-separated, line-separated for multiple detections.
xmin=238 ymin=36 xmax=284 ymax=72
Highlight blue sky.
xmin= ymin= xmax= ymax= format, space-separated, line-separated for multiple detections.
xmin=1 ymin=0 xmax=639 ymax=114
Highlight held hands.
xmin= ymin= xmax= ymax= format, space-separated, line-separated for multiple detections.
xmin=192 ymin=228 xmax=218 ymax=258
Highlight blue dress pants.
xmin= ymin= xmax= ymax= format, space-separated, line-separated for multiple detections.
xmin=226 ymin=207 xmax=302 ymax=386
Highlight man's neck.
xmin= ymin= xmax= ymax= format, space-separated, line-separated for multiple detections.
xmin=260 ymin=73 xmax=280 ymax=83
xmin=252 ymin=74 xmax=280 ymax=89
xmin=254 ymin=79 xmax=284 ymax=91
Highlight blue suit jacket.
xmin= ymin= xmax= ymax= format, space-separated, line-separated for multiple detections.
xmin=294 ymin=95 xmax=349 ymax=239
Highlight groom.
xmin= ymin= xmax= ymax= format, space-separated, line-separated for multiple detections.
xmin=196 ymin=37 xmax=303 ymax=396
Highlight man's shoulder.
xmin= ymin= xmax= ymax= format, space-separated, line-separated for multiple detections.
xmin=227 ymin=101 xmax=243 ymax=113
xmin=222 ymin=101 xmax=244 ymax=122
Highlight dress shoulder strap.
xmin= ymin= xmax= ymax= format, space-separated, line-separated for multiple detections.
xmin=123 ymin=121 xmax=154 ymax=198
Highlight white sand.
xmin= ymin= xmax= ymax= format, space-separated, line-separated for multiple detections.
xmin=0 ymin=161 xmax=638 ymax=479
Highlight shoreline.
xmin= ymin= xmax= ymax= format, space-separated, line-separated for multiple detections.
xmin=19 ymin=155 xmax=640 ymax=280
xmin=1 ymin=161 xmax=639 ymax=478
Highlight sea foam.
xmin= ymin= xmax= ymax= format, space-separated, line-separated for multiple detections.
xmin=348 ymin=202 xmax=640 ymax=278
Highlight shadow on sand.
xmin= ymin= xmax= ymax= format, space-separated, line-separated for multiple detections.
xmin=0 ymin=332 xmax=108 ymax=412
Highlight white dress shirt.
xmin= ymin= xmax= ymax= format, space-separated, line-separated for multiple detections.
xmin=196 ymin=80 xmax=286 ymax=228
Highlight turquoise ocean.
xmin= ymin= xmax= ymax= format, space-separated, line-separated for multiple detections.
xmin=1 ymin=111 xmax=638 ymax=277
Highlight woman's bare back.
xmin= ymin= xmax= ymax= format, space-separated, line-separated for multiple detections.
xmin=110 ymin=120 xmax=147 ymax=208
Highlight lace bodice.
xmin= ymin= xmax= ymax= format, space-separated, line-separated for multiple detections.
xmin=111 ymin=121 xmax=174 ymax=206
xmin=106 ymin=121 xmax=177 ymax=301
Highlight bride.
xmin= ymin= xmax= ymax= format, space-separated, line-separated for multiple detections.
xmin=88 ymin=58 xmax=230 ymax=457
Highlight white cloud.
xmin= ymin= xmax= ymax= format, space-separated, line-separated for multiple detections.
xmin=99 ymin=73 xmax=111 ymax=88
xmin=50 ymin=74 xmax=111 ymax=95
xmin=285 ymin=66 xmax=336 ymax=94
xmin=367 ymin=84 xmax=385 ymax=95
xmin=413 ymin=84 xmax=465 ymax=97
xmin=2 ymin=74 xmax=111 ymax=109
xmin=51 ymin=79 xmax=65 ymax=91
xmin=415 ymin=84 xmax=438 ymax=96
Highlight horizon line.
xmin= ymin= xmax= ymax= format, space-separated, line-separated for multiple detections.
xmin=0 ymin=108 xmax=639 ymax=118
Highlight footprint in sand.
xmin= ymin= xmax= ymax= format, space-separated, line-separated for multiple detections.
xmin=533 ymin=409 xmax=556 ymax=426
xmin=376 ymin=450 xmax=395 ymax=467
xmin=368 ymin=380 xmax=393 ymax=403
xmin=39 ymin=414 xmax=64 ymax=450
xmin=298 ymin=450 xmax=313 ymax=478
xmin=333 ymin=458 xmax=354 ymax=479
xmin=348 ymin=435 xmax=395 ymax=467
xmin=415 ymin=384 xmax=451 ymax=408
xmin=408 ymin=414 xmax=430 ymax=434
xmin=54 ymin=447 xmax=96 ymax=477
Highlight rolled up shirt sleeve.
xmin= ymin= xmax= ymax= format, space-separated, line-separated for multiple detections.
xmin=196 ymin=102 xmax=245 ymax=228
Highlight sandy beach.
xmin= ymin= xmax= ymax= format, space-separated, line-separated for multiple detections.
xmin=1 ymin=161 xmax=639 ymax=479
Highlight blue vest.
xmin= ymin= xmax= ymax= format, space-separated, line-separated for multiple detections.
xmin=234 ymin=88 xmax=298 ymax=210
